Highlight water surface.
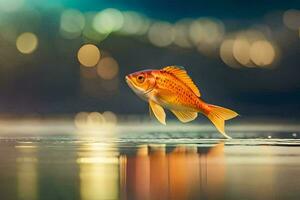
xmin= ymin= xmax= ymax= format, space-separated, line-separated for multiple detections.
xmin=0 ymin=123 xmax=299 ymax=200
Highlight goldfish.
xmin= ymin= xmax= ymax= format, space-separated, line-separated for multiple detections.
xmin=125 ymin=66 xmax=238 ymax=139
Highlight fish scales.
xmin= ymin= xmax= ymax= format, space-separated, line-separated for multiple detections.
xmin=155 ymin=70 xmax=201 ymax=110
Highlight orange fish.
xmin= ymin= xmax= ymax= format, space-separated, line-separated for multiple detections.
xmin=125 ymin=66 xmax=238 ymax=138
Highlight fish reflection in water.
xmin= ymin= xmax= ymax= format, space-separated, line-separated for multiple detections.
xmin=75 ymin=142 xmax=225 ymax=200
xmin=10 ymin=142 xmax=224 ymax=200
xmin=119 ymin=143 xmax=225 ymax=200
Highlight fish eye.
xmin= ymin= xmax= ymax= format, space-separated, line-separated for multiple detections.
xmin=137 ymin=74 xmax=145 ymax=83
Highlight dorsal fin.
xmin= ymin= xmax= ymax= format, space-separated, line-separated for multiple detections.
xmin=162 ymin=65 xmax=201 ymax=97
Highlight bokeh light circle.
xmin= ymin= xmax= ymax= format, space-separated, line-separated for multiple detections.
xmin=283 ymin=9 xmax=300 ymax=30
xmin=16 ymin=32 xmax=38 ymax=54
xmin=220 ymin=39 xmax=240 ymax=68
xmin=87 ymin=112 xmax=105 ymax=125
xmin=232 ymin=37 xmax=251 ymax=66
xmin=74 ymin=112 xmax=89 ymax=129
xmin=173 ymin=19 xmax=193 ymax=48
xmin=250 ymin=40 xmax=275 ymax=67
xmin=82 ymin=12 xmax=109 ymax=42
xmin=103 ymin=111 xmax=117 ymax=124
xmin=120 ymin=11 xmax=150 ymax=35
xmin=92 ymin=8 xmax=124 ymax=34
xmin=60 ymin=9 xmax=85 ymax=39
xmin=189 ymin=18 xmax=225 ymax=45
xmin=77 ymin=44 xmax=101 ymax=67
xmin=97 ymin=57 xmax=119 ymax=80
xmin=148 ymin=22 xmax=174 ymax=47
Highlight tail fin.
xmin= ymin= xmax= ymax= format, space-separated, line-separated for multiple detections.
xmin=205 ymin=104 xmax=238 ymax=139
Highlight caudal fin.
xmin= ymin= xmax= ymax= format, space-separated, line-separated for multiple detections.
xmin=205 ymin=104 xmax=238 ymax=139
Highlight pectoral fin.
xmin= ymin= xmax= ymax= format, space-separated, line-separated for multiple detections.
xmin=149 ymin=100 xmax=166 ymax=125
xmin=171 ymin=110 xmax=198 ymax=123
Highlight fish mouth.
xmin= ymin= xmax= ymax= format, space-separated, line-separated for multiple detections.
xmin=125 ymin=75 xmax=132 ymax=85
xmin=125 ymin=75 xmax=135 ymax=90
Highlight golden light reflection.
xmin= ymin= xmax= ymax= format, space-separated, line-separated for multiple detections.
xmin=74 ymin=112 xmax=89 ymax=129
xmin=250 ymin=40 xmax=276 ymax=67
xmin=103 ymin=111 xmax=118 ymax=124
xmin=74 ymin=111 xmax=117 ymax=133
xmin=87 ymin=112 xmax=105 ymax=126
xmin=148 ymin=22 xmax=175 ymax=47
xmin=225 ymin=146 xmax=280 ymax=200
xmin=16 ymin=146 xmax=38 ymax=200
xmin=16 ymin=32 xmax=38 ymax=54
xmin=77 ymin=44 xmax=101 ymax=67
xmin=119 ymin=155 xmax=127 ymax=200
xmin=78 ymin=143 xmax=119 ymax=200
xmin=283 ymin=9 xmax=300 ymax=30
xmin=93 ymin=8 xmax=124 ymax=34
xmin=96 ymin=57 xmax=119 ymax=80
xmin=60 ymin=9 xmax=85 ymax=39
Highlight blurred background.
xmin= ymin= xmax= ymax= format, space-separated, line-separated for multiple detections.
xmin=0 ymin=0 xmax=300 ymax=121
xmin=1 ymin=2 xmax=300 ymax=200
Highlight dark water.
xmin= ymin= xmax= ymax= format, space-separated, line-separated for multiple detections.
xmin=0 ymin=124 xmax=299 ymax=200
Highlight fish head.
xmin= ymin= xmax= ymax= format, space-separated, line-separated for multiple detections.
xmin=125 ymin=70 xmax=156 ymax=97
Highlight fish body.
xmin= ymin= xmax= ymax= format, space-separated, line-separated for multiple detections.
xmin=143 ymin=69 xmax=206 ymax=112
xmin=126 ymin=66 xmax=238 ymax=138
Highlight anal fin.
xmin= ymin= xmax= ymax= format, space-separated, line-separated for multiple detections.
xmin=149 ymin=100 xmax=166 ymax=125
xmin=171 ymin=110 xmax=198 ymax=123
